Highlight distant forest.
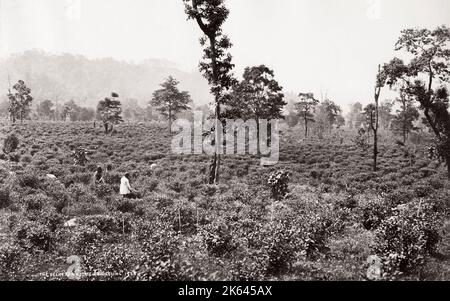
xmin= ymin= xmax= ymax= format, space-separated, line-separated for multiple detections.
xmin=0 ymin=50 xmax=212 ymax=117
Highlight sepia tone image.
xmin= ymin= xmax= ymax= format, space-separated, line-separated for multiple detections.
xmin=0 ymin=0 xmax=449 ymax=282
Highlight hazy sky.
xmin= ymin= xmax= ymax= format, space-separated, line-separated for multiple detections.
xmin=0 ymin=0 xmax=449 ymax=108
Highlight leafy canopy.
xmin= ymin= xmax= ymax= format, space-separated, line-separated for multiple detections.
xmin=150 ymin=76 xmax=192 ymax=118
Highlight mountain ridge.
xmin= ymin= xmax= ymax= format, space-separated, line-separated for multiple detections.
xmin=0 ymin=50 xmax=212 ymax=108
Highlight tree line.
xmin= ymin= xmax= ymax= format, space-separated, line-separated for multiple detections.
xmin=2 ymin=0 xmax=449 ymax=182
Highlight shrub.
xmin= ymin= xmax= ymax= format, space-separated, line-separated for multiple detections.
xmin=21 ymin=155 xmax=32 ymax=164
xmin=359 ymin=196 xmax=390 ymax=231
xmin=8 ymin=153 xmax=21 ymax=162
xmin=228 ymin=249 xmax=269 ymax=281
xmin=13 ymin=220 xmax=54 ymax=252
xmin=68 ymin=225 xmax=102 ymax=254
xmin=0 ymin=243 xmax=25 ymax=280
xmin=83 ymin=214 xmax=133 ymax=236
xmin=385 ymin=188 xmax=414 ymax=208
xmin=3 ymin=134 xmax=19 ymax=154
xmin=23 ymin=193 xmax=51 ymax=211
xmin=334 ymin=194 xmax=358 ymax=210
xmin=413 ymin=184 xmax=434 ymax=198
xmin=372 ymin=201 xmax=441 ymax=280
xmin=133 ymin=224 xmax=182 ymax=281
xmin=68 ymin=184 xmax=96 ymax=204
xmin=352 ymin=128 xmax=369 ymax=152
xmin=0 ymin=185 xmax=11 ymax=209
xmin=43 ymin=181 xmax=70 ymax=213
xmin=81 ymin=243 xmax=141 ymax=280
xmin=267 ymin=171 xmax=290 ymax=201
xmin=261 ymin=221 xmax=299 ymax=276
xmin=115 ymin=198 xmax=138 ymax=214
xmin=93 ymin=183 xmax=113 ymax=199
xmin=17 ymin=172 xmax=41 ymax=189
xmin=201 ymin=218 xmax=236 ymax=258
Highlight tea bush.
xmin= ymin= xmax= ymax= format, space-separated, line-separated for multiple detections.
xmin=267 ymin=170 xmax=290 ymax=200
xmin=372 ymin=201 xmax=441 ymax=280
xmin=0 ymin=185 xmax=11 ymax=209
xmin=3 ymin=133 xmax=19 ymax=154
xmin=0 ymin=122 xmax=448 ymax=281
xmin=0 ymin=243 xmax=26 ymax=280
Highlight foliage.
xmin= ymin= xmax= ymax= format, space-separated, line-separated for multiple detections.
xmin=150 ymin=76 xmax=191 ymax=128
xmin=0 ymin=120 xmax=447 ymax=281
xmin=267 ymin=170 xmax=290 ymax=201
xmin=183 ymin=0 xmax=236 ymax=184
xmin=391 ymin=91 xmax=420 ymax=143
xmin=347 ymin=102 xmax=365 ymax=129
xmin=61 ymin=100 xmax=95 ymax=122
xmin=225 ymin=65 xmax=286 ymax=121
xmin=295 ymin=93 xmax=319 ymax=138
xmin=97 ymin=93 xmax=124 ymax=133
xmin=2 ymin=133 xmax=19 ymax=154
xmin=372 ymin=201 xmax=441 ymax=280
xmin=315 ymin=99 xmax=343 ymax=135
xmin=381 ymin=25 xmax=450 ymax=178
xmin=7 ymin=80 xmax=33 ymax=123
xmin=36 ymin=100 xmax=56 ymax=120
xmin=352 ymin=128 xmax=370 ymax=152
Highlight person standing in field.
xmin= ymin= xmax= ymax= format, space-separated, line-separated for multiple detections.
xmin=93 ymin=166 xmax=105 ymax=185
xmin=120 ymin=172 xmax=135 ymax=198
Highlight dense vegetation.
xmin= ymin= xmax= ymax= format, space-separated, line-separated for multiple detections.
xmin=0 ymin=0 xmax=448 ymax=282
xmin=0 ymin=121 xmax=448 ymax=280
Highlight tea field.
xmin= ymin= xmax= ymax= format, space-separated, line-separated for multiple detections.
xmin=0 ymin=121 xmax=449 ymax=280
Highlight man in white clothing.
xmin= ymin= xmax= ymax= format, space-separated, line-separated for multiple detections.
xmin=120 ymin=173 xmax=134 ymax=198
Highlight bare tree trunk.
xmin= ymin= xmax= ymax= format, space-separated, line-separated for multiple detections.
xmin=256 ymin=117 xmax=260 ymax=155
xmin=211 ymin=102 xmax=220 ymax=184
xmin=373 ymin=65 xmax=381 ymax=172
xmin=373 ymin=128 xmax=378 ymax=171
xmin=209 ymin=36 xmax=220 ymax=185
xmin=402 ymin=100 xmax=407 ymax=144
xmin=304 ymin=116 xmax=308 ymax=138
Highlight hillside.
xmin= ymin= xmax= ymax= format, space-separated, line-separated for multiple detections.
xmin=0 ymin=50 xmax=212 ymax=108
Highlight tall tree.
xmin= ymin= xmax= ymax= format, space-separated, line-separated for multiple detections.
xmin=366 ymin=65 xmax=386 ymax=172
xmin=382 ymin=26 xmax=450 ymax=178
xmin=61 ymin=100 xmax=78 ymax=121
xmin=284 ymin=97 xmax=300 ymax=128
xmin=315 ymin=98 xmax=342 ymax=134
xmin=295 ymin=93 xmax=319 ymax=138
xmin=184 ymin=0 xmax=236 ymax=184
xmin=78 ymin=107 xmax=95 ymax=121
xmin=97 ymin=92 xmax=124 ymax=133
xmin=391 ymin=91 xmax=420 ymax=143
xmin=378 ymin=100 xmax=394 ymax=131
xmin=36 ymin=100 xmax=55 ymax=120
xmin=150 ymin=76 xmax=192 ymax=129
xmin=7 ymin=80 xmax=33 ymax=123
xmin=61 ymin=100 xmax=95 ymax=122
xmin=225 ymin=65 xmax=285 ymax=151
xmin=347 ymin=102 xmax=365 ymax=129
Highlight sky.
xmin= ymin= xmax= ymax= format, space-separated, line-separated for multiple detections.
xmin=0 ymin=0 xmax=449 ymax=110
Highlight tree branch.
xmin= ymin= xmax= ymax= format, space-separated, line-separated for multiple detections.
xmin=192 ymin=0 xmax=211 ymax=36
